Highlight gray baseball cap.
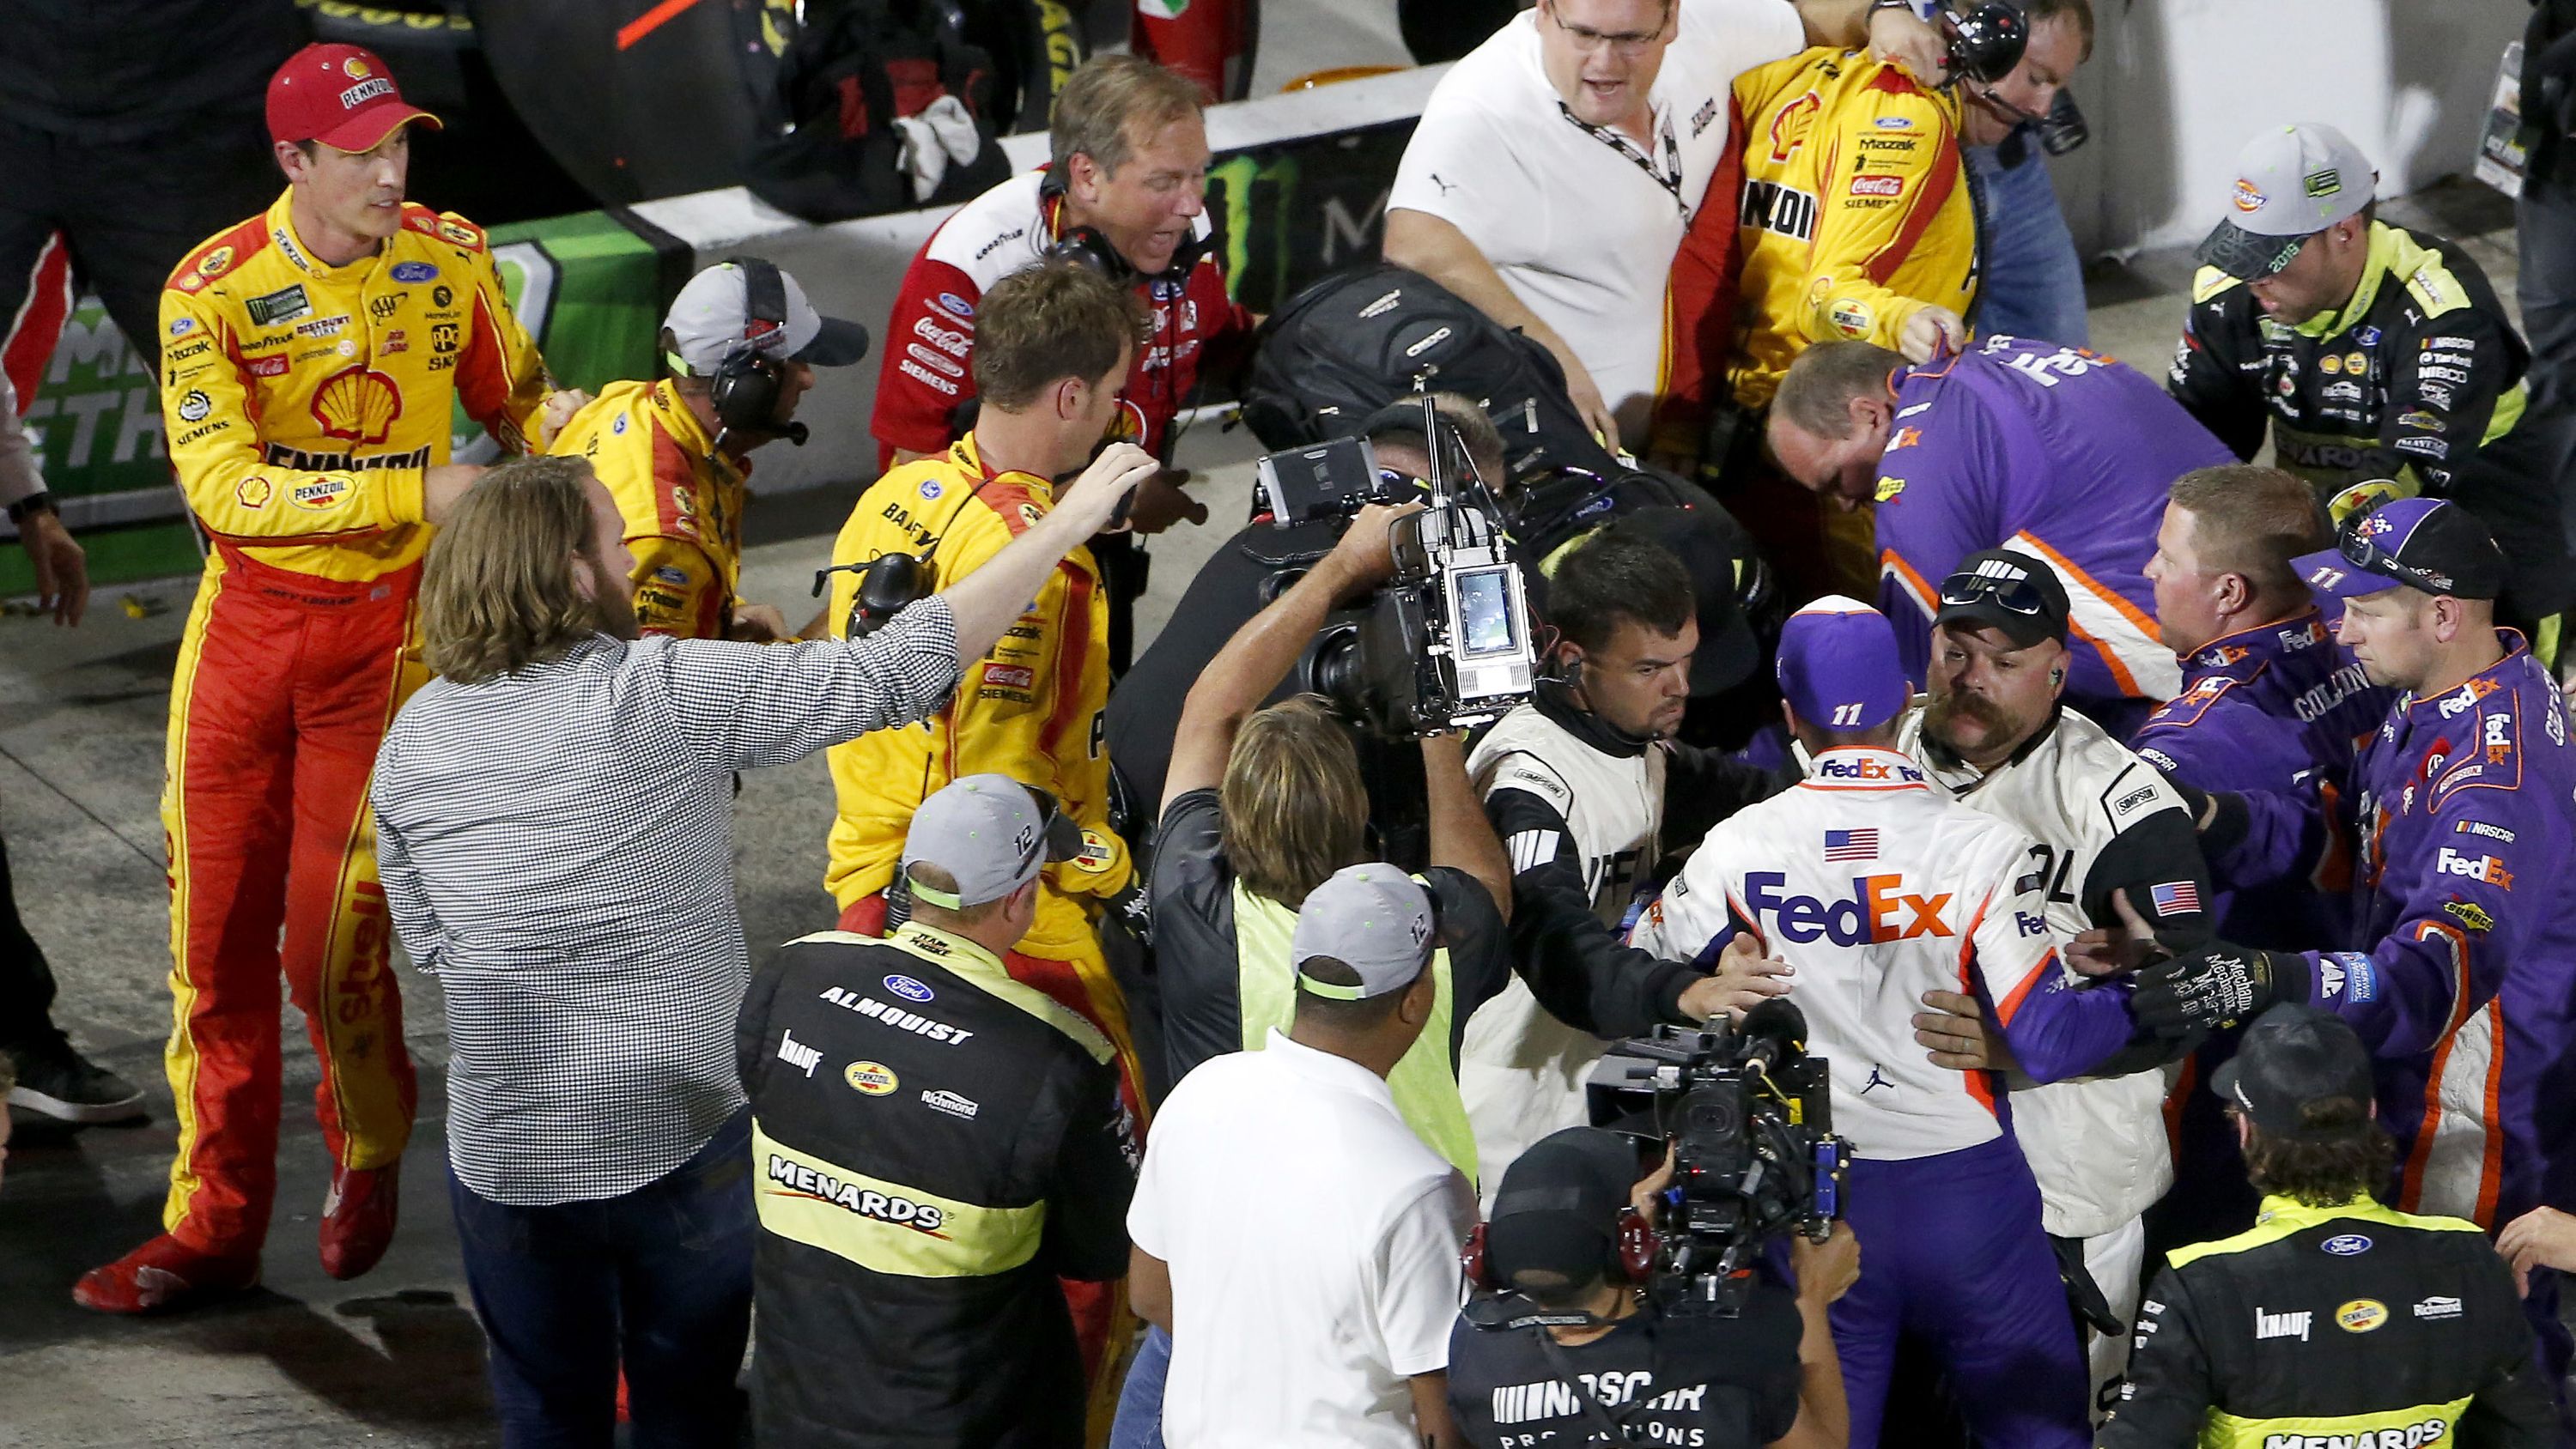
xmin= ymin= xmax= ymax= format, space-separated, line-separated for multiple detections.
xmin=900 ymin=774 xmax=1080 ymax=910
xmin=664 ymin=259 xmax=870 ymax=377
xmin=1291 ymin=864 xmax=1437 ymax=1000
xmin=2196 ymin=124 xmax=2378 ymax=280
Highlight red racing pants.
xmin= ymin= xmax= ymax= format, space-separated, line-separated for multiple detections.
xmin=159 ymin=545 xmax=421 ymax=1255
xmin=839 ymin=889 xmax=1148 ymax=1429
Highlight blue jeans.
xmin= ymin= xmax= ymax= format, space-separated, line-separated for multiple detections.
xmin=1108 ymin=1325 xmax=1173 ymax=1449
xmin=447 ymin=1111 xmax=756 ymax=1449
xmin=1967 ymin=139 xmax=2089 ymax=349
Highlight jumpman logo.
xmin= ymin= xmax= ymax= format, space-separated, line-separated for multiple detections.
xmin=1427 ymin=173 xmax=1459 ymax=196
xmin=1859 ymin=1065 xmax=1894 ymax=1094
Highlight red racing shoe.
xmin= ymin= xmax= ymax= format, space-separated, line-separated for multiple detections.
xmin=319 ymin=1161 xmax=399 ymax=1280
xmin=73 ymin=1234 xmax=260 ymax=1313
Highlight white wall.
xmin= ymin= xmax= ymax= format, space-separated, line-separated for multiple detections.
xmin=628 ymin=65 xmax=1445 ymax=496
xmin=2052 ymin=0 xmax=2524 ymax=258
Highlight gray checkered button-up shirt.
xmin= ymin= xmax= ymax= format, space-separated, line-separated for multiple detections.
xmin=371 ymin=600 xmax=958 ymax=1204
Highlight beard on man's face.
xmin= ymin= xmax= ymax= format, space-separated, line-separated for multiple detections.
xmin=578 ymin=552 xmax=643 ymax=642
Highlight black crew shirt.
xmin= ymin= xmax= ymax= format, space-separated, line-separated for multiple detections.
xmin=1446 ymin=1285 xmax=1806 ymax=1448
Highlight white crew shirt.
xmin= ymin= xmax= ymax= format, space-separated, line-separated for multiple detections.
xmin=1129 ymin=1028 xmax=1478 ymax=1448
xmin=1388 ymin=0 xmax=1805 ymax=446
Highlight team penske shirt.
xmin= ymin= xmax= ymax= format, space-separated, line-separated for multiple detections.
xmin=1388 ymin=0 xmax=1806 ymax=447
xmin=869 ymin=169 xmax=1254 ymax=464
xmin=1631 ymin=745 xmax=2138 ymax=1161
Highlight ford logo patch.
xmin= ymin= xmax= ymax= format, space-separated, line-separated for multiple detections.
xmin=391 ymin=261 xmax=438 ymax=283
xmin=2321 ymin=1234 xmax=2372 ymax=1256
xmin=884 ymin=974 xmax=935 ymax=1003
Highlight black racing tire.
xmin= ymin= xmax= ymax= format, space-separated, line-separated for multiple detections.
xmin=295 ymin=0 xmax=478 ymax=52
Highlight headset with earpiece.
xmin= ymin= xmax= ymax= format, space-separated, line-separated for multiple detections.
xmin=707 ymin=256 xmax=811 ymax=451
xmin=1036 ymin=169 xmax=1218 ymax=289
xmin=1459 ymin=1205 xmax=1661 ymax=1302
xmin=811 ymin=443 xmax=1003 ymax=638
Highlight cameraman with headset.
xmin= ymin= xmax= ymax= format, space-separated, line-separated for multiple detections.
xmin=870 ymin=54 xmax=1258 ymax=665
xmin=1448 ymin=1126 xmax=1858 ymax=1449
xmin=1463 ymin=518 xmax=1792 ymax=1196
xmin=550 ymin=259 xmax=866 ymax=642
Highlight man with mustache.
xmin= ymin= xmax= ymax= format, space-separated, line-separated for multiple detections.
xmin=1887 ymin=548 xmax=2215 ymax=1419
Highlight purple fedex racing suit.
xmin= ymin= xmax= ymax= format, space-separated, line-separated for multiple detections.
xmin=1871 ymin=335 xmax=2235 ymax=731
xmin=2127 ymin=609 xmax=2394 ymax=1246
xmin=1632 ymin=746 xmax=2142 ymax=1449
xmin=2213 ymin=634 xmax=2576 ymax=1387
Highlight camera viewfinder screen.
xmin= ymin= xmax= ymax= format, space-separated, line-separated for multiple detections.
xmin=1456 ymin=567 xmax=1517 ymax=657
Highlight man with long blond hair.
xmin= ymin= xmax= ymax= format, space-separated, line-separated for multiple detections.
xmin=1121 ymin=500 xmax=1516 ymax=1446
xmin=367 ymin=444 xmax=1150 ymax=1446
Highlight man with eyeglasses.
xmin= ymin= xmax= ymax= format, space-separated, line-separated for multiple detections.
xmin=2166 ymin=124 xmax=2573 ymax=668
xmin=2124 ymin=498 xmax=2576 ymax=1400
xmin=1766 ymin=336 xmax=2233 ymax=736
xmin=1385 ymin=0 xmax=1943 ymax=455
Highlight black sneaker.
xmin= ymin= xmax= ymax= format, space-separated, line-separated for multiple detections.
xmin=6 ymin=1034 xmax=147 ymax=1125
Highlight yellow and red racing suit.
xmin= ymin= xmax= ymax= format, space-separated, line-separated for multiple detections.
xmin=551 ymin=379 xmax=747 ymax=640
xmin=156 ymin=189 xmax=551 ymax=1254
xmin=1729 ymin=47 xmax=1978 ymax=411
xmin=822 ymin=433 xmax=1145 ymax=1398
xmin=1722 ymin=48 xmax=1978 ymax=601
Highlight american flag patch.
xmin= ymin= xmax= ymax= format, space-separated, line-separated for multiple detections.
xmin=2150 ymin=881 xmax=2202 ymax=915
xmin=1824 ymin=828 xmax=1878 ymax=861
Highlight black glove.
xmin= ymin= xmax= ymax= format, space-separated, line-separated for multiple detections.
xmin=2132 ymin=941 xmax=2310 ymax=1037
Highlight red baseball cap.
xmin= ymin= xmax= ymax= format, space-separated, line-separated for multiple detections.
xmin=266 ymin=43 xmax=442 ymax=153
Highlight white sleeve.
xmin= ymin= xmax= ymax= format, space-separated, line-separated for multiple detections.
xmin=0 ymin=372 xmax=40 ymax=510
xmin=1126 ymin=1128 xmax=1173 ymax=1259
xmin=1680 ymin=0 xmax=1809 ymax=76
xmin=1626 ymin=826 xmax=1742 ymax=964
xmin=1373 ymin=1168 xmax=1479 ymax=1377
xmin=1387 ymin=92 xmax=1546 ymax=270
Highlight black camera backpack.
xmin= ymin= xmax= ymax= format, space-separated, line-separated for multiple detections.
xmin=1237 ymin=264 xmax=1627 ymax=486
xmin=744 ymin=0 xmax=1012 ymax=222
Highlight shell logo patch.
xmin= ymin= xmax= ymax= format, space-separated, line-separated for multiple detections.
xmin=310 ymin=367 xmax=403 ymax=444
xmin=845 ymin=1061 xmax=898 ymax=1095
xmin=236 ymin=476 xmax=273 ymax=510
xmin=343 ymin=57 xmax=373 ymax=80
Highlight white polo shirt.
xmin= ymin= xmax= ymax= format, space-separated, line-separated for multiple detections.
xmin=1388 ymin=0 xmax=1806 ymax=446
xmin=1129 ymin=1028 xmax=1478 ymax=1448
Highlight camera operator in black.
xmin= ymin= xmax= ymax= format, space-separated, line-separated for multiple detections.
xmin=1106 ymin=395 xmax=1509 ymax=818
xmin=1462 ymin=519 xmax=1795 ymax=1188
xmin=1148 ymin=500 xmax=1514 ymax=1163
xmin=736 ymin=775 xmax=1139 ymax=1449
xmin=1448 ymin=1127 xmax=1858 ymax=1449
xmin=2100 ymin=1004 xmax=2556 ymax=1449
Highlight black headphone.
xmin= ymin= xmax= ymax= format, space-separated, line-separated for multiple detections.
xmin=1941 ymin=3 xmax=2029 ymax=86
xmin=708 ymin=256 xmax=811 ymax=448
xmin=1037 ymin=169 xmax=1218 ymax=289
xmin=1460 ymin=1205 xmax=1661 ymax=1300
xmin=812 ymin=442 xmax=1001 ymax=638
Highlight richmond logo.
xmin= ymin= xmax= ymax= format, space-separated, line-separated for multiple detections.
xmin=310 ymin=367 xmax=403 ymax=444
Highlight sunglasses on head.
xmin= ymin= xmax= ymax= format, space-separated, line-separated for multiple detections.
xmin=1939 ymin=570 xmax=2050 ymax=617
